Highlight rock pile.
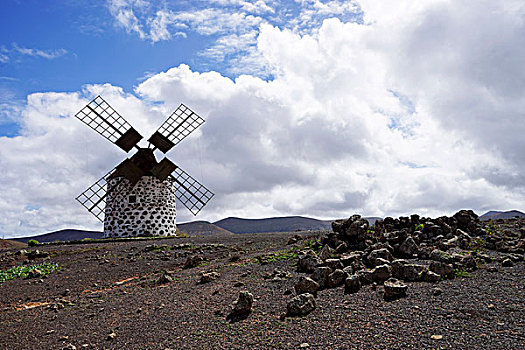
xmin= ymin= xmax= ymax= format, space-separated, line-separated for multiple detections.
xmin=291 ymin=210 xmax=523 ymax=306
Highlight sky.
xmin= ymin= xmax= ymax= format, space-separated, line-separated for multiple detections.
xmin=0 ymin=0 xmax=524 ymax=238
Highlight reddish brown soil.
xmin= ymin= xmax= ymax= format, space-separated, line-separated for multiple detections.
xmin=0 ymin=232 xmax=523 ymax=349
xmin=0 ymin=239 xmax=27 ymax=251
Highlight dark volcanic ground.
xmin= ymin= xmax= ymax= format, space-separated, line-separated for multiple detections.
xmin=0 ymin=231 xmax=523 ymax=349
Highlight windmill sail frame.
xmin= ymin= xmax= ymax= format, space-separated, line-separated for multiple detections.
xmin=148 ymin=104 xmax=205 ymax=153
xmin=75 ymin=96 xmax=143 ymax=152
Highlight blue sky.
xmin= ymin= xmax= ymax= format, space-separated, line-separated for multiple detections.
xmin=0 ymin=0 xmax=524 ymax=237
xmin=0 ymin=0 xmax=361 ymax=136
xmin=0 ymin=1 xmax=361 ymax=101
xmin=1 ymin=2 xmax=211 ymax=114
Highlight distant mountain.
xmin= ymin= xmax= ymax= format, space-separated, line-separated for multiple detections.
xmin=178 ymin=221 xmax=234 ymax=237
xmin=12 ymin=229 xmax=104 ymax=244
xmin=480 ymin=210 xmax=525 ymax=221
xmin=213 ymin=216 xmax=333 ymax=234
xmin=8 ymin=215 xmax=382 ymax=243
xmin=10 ymin=222 xmax=233 ymax=243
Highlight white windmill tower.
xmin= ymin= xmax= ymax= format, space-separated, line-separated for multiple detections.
xmin=74 ymin=96 xmax=214 ymax=238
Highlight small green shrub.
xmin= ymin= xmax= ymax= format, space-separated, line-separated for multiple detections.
xmin=27 ymin=239 xmax=39 ymax=247
xmin=454 ymin=268 xmax=470 ymax=278
xmin=256 ymin=248 xmax=299 ymax=264
xmin=485 ymin=221 xmax=497 ymax=236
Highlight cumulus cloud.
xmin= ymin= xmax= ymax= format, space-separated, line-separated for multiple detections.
xmin=1 ymin=0 xmax=524 ymax=237
xmin=105 ymin=0 xmax=363 ymax=76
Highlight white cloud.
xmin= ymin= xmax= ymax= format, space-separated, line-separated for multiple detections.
xmin=104 ymin=0 xmax=363 ymax=76
xmin=1 ymin=0 xmax=524 ymax=237
xmin=145 ymin=7 xmax=265 ymax=42
xmin=0 ymin=44 xmax=68 ymax=63
xmin=107 ymin=0 xmax=149 ymax=39
xmin=12 ymin=45 xmax=68 ymax=59
xmin=135 ymin=3 xmax=524 ymax=222
xmin=290 ymin=0 xmax=362 ymax=34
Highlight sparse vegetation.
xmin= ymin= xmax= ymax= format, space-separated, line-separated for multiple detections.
xmin=254 ymin=238 xmax=322 ymax=264
xmin=300 ymin=238 xmax=322 ymax=251
xmin=255 ymin=247 xmax=300 ymax=264
xmin=32 ymin=234 xmax=184 ymax=246
xmin=468 ymin=237 xmax=487 ymax=253
xmin=0 ymin=262 xmax=60 ymax=284
xmin=258 ymin=250 xmax=298 ymax=264
xmin=485 ymin=221 xmax=497 ymax=236
xmin=454 ymin=268 xmax=470 ymax=278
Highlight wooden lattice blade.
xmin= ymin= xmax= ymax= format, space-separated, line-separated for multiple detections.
xmin=75 ymin=95 xmax=143 ymax=152
xmin=168 ymin=164 xmax=214 ymax=216
xmin=148 ymin=104 xmax=204 ymax=153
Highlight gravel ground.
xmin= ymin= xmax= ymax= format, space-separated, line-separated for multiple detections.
xmin=0 ymin=231 xmax=523 ymax=349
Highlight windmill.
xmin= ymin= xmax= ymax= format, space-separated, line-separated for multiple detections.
xmin=74 ymin=95 xmax=214 ymax=238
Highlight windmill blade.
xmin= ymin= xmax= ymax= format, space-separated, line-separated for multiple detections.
xmin=148 ymin=104 xmax=205 ymax=153
xmin=168 ymin=164 xmax=214 ymax=216
xmin=75 ymin=95 xmax=143 ymax=152
xmin=75 ymin=169 xmax=127 ymax=222
xmin=151 ymin=157 xmax=177 ymax=182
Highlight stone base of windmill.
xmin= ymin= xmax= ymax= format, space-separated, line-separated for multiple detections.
xmin=103 ymin=176 xmax=177 ymax=238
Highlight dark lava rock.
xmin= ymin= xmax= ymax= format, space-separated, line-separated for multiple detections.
xmin=286 ymin=293 xmax=316 ymax=316
xmin=183 ymin=255 xmax=202 ymax=269
xmin=311 ymin=267 xmax=332 ymax=289
xmin=27 ymin=250 xmax=49 ymax=260
xmin=344 ymin=275 xmax=361 ymax=294
xmin=227 ymin=291 xmax=253 ymax=321
xmin=429 ymin=261 xmax=454 ymax=278
xmin=367 ymin=248 xmax=394 ymax=267
xmin=297 ymin=251 xmax=322 ymax=273
xmin=326 ymin=269 xmax=346 ymax=288
xmin=383 ymin=278 xmax=408 ymax=301
xmin=199 ymin=272 xmax=220 ymax=284
xmin=26 ymin=269 xmax=42 ymax=279
xmin=371 ymin=264 xmax=392 ymax=283
xmin=157 ymin=271 xmax=173 ymax=284
xmin=294 ymin=276 xmax=320 ymax=296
